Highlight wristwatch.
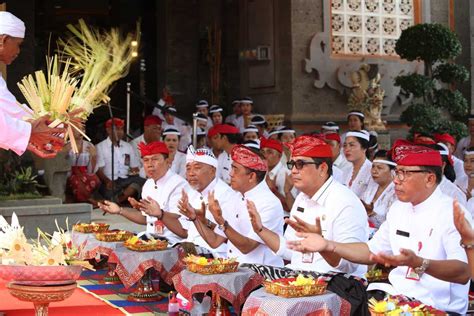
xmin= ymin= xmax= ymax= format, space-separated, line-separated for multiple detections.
xmin=460 ymin=240 xmax=474 ymax=249
xmin=218 ymin=220 xmax=229 ymax=232
xmin=414 ymin=258 xmax=430 ymax=276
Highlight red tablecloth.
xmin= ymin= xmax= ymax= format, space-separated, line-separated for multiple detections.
xmin=173 ymin=268 xmax=263 ymax=313
xmin=108 ymin=246 xmax=184 ymax=288
xmin=241 ymin=287 xmax=351 ymax=316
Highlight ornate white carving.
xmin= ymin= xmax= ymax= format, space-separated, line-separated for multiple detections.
xmin=304 ymin=0 xmax=423 ymax=115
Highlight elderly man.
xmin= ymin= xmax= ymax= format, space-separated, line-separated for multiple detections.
xmin=288 ymin=140 xmax=471 ymax=314
xmin=96 ymin=118 xmax=142 ymax=203
xmin=208 ymin=124 xmax=240 ymax=185
xmin=0 ymin=11 xmax=65 ymax=158
xmin=184 ymin=145 xmax=284 ymax=266
xmin=177 ymin=146 xmax=239 ymax=257
xmin=249 ymin=135 xmax=368 ymax=277
xmin=99 ymin=141 xmax=188 ymax=245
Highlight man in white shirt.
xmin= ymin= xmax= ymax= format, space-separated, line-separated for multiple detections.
xmin=99 ymin=141 xmax=188 ymax=245
xmin=96 ymin=118 xmax=142 ymax=202
xmin=177 ymin=146 xmax=239 ymax=257
xmin=208 ymin=124 xmax=240 ymax=184
xmin=0 ymin=12 xmax=65 ymax=158
xmin=224 ymin=99 xmax=242 ymax=124
xmin=130 ymin=115 xmax=162 ymax=178
xmin=232 ymin=97 xmax=254 ymax=133
xmin=249 ymin=135 xmax=368 ymax=277
xmin=260 ymin=137 xmax=291 ymax=212
xmin=288 ymin=140 xmax=471 ymax=314
xmin=435 ymin=133 xmax=465 ymax=183
xmin=187 ymin=145 xmax=285 ymax=266
xmin=455 ymin=116 xmax=474 ymax=159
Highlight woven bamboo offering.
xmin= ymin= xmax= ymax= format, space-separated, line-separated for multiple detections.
xmin=184 ymin=255 xmax=238 ymax=274
xmin=73 ymin=223 xmax=109 ymax=234
xmin=94 ymin=230 xmax=133 ymax=242
xmin=263 ymin=275 xmax=327 ymax=298
xmin=123 ymin=236 xmax=168 ymax=252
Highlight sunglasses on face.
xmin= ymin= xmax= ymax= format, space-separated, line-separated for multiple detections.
xmin=287 ymin=159 xmax=319 ymax=170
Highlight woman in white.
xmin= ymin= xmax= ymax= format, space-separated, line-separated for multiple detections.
xmin=342 ymin=130 xmax=373 ymax=199
xmin=162 ymin=127 xmax=186 ymax=178
xmin=361 ymin=150 xmax=397 ymax=229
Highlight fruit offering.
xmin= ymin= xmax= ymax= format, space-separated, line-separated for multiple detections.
xmin=123 ymin=235 xmax=168 ymax=252
xmin=368 ymin=296 xmax=446 ymax=315
xmin=73 ymin=222 xmax=109 ymax=233
xmin=184 ymin=255 xmax=238 ymax=274
xmin=263 ymin=274 xmax=327 ymax=298
xmin=94 ymin=230 xmax=133 ymax=242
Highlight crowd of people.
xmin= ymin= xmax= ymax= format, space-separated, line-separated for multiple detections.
xmin=2 ymin=10 xmax=474 ymax=315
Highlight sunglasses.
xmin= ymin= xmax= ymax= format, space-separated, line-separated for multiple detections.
xmin=287 ymin=159 xmax=319 ymax=170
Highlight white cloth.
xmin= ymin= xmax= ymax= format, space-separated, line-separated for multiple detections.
xmin=268 ymin=161 xmax=290 ymax=197
xmin=342 ymin=158 xmax=373 ymax=199
xmin=454 ymin=136 xmax=470 ymax=159
xmin=68 ymin=140 xmax=98 ymax=174
xmin=140 ymin=169 xmax=188 ymax=245
xmin=96 ymin=138 xmax=139 ymax=180
xmin=333 ymin=153 xmax=351 ymax=172
xmin=225 ymin=114 xmax=238 ymax=124
xmin=367 ymin=188 xmax=470 ymax=314
xmin=332 ymin=165 xmax=344 ymax=183
xmin=216 ymin=151 xmax=232 ymax=184
xmin=439 ymin=176 xmax=467 ymax=207
xmin=276 ymin=177 xmax=368 ymax=277
xmin=170 ymin=151 xmax=186 ymax=178
xmin=0 ymin=74 xmax=33 ymax=155
xmin=467 ymin=197 xmax=474 ymax=220
xmin=0 ymin=12 xmax=25 ymax=38
xmin=361 ymin=182 xmax=397 ymax=228
xmin=453 ymin=156 xmax=465 ymax=182
xmin=130 ymin=134 xmax=146 ymax=178
xmin=186 ymin=178 xmax=239 ymax=257
xmin=216 ymin=181 xmax=285 ymax=266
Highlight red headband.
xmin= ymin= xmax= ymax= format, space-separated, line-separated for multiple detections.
xmin=144 ymin=115 xmax=162 ymax=126
xmin=138 ymin=141 xmax=169 ymax=157
xmin=260 ymin=137 xmax=283 ymax=153
xmin=289 ymin=135 xmax=332 ymax=158
xmin=433 ymin=133 xmax=456 ymax=146
xmin=391 ymin=139 xmax=442 ymax=167
xmin=208 ymin=124 xmax=240 ymax=138
xmin=105 ymin=118 xmax=124 ymax=128
xmin=231 ymin=145 xmax=267 ymax=171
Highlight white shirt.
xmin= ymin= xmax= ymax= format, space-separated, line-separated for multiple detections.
xmin=454 ymin=136 xmax=470 ymax=159
xmin=0 ymin=74 xmax=33 ymax=155
xmin=140 ymin=169 xmax=188 ymax=245
xmin=467 ymin=197 xmax=474 ymax=220
xmin=277 ymin=177 xmax=368 ymax=277
xmin=216 ymin=151 xmax=232 ymax=184
xmin=186 ymin=178 xmax=239 ymax=257
xmin=333 ymin=153 xmax=351 ymax=172
xmin=367 ymin=188 xmax=469 ymax=314
xmin=453 ymin=156 xmax=465 ymax=183
xmin=439 ymin=176 xmax=467 ymax=207
xmin=96 ymin=138 xmax=140 ymax=180
xmin=216 ymin=181 xmax=284 ymax=266
xmin=225 ymin=114 xmax=238 ymax=124
xmin=68 ymin=140 xmax=98 ymax=174
xmin=332 ymin=165 xmax=344 ymax=183
xmin=170 ymin=151 xmax=187 ymax=178
xmin=362 ymin=182 xmax=397 ymax=228
xmin=268 ymin=161 xmax=290 ymax=197
xmin=130 ymin=134 xmax=146 ymax=178
xmin=343 ymin=158 xmax=373 ymax=199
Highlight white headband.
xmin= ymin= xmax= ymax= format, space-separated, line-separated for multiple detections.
xmin=465 ymin=150 xmax=474 ymax=156
xmin=322 ymin=125 xmax=339 ymax=131
xmin=373 ymin=159 xmax=397 ymax=167
xmin=186 ymin=145 xmax=218 ymax=168
xmin=243 ymin=125 xmax=259 ymax=134
xmin=346 ymin=130 xmax=370 ymax=141
xmin=437 ymin=142 xmax=449 ymax=156
xmin=195 ymin=116 xmax=208 ymax=122
xmin=348 ymin=111 xmax=365 ymax=119
xmin=209 ymin=106 xmax=223 ymax=114
xmin=0 ymin=12 xmax=25 ymax=38
xmin=163 ymin=128 xmax=181 ymax=136
xmin=244 ymin=140 xmax=260 ymax=150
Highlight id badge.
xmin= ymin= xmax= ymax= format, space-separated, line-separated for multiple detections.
xmin=155 ymin=220 xmax=164 ymax=235
xmin=302 ymin=252 xmax=314 ymax=263
xmin=405 ymin=267 xmax=420 ymax=281
xmin=124 ymin=154 xmax=130 ymax=166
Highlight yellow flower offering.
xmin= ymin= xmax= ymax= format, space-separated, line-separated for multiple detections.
xmin=289 ymin=274 xmax=315 ymax=286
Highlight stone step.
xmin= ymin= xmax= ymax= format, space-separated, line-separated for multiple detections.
xmin=0 ymin=203 xmax=92 ymax=238
xmin=0 ymin=197 xmax=63 ymax=208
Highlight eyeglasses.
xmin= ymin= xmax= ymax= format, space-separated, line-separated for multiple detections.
xmin=287 ymin=160 xmax=319 ymax=170
xmin=394 ymin=169 xmax=430 ymax=181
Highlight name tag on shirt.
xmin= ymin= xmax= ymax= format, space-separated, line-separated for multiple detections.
xmin=396 ymin=230 xmax=410 ymax=237
xmin=302 ymin=252 xmax=314 ymax=263
xmin=155 ymin=220 xmax=164 ymax=235
xmin=296 ymin=207 xmax=304 ymax=213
